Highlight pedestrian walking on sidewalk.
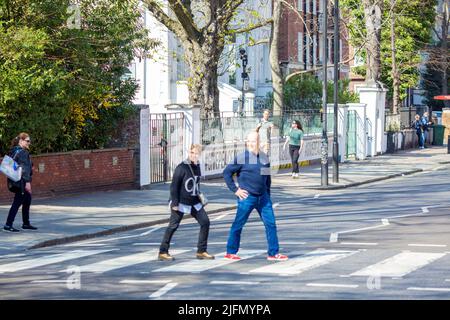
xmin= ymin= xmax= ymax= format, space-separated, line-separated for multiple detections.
xmin=158 ymin=144 xmax=214 ymax=261
xmin=283 ymin=120 xmax=304 ymax=179
xmin=223 ymin=131 xmax=288 ymax=261
xmin=256 ymin=109 xmax=274 ymax=155
xmin=421 ymin=112 xmax=432 ymax=147
xmin=4 ymin=133 xmax=38 ymax=232
xmin=412 ymin=114 xmax=425 ymax=149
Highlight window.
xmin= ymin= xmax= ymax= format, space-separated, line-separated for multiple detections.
xmin=298 ymin=32 xmax=304 ymax=63
xmin=313 ymin=0 xmax=317 ymax=14
xmin=298 ymin=0 xmax=302 ymax=11
xmin=313 ymin=34 xmax=318 ymax=65
xmin=306 ymin=35 xmax=311 ymax=66
xmin=306 ymin=0 xmax=310 ymax=13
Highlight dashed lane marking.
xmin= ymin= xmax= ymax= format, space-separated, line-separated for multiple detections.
xmin=306 ymin=283 xmax=359 ymax=289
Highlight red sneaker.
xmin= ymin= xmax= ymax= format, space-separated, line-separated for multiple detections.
xmin=224 ymin=253 xmax=241 ymax=260
xmin=267 ymin=253 xmax=288 ymax=261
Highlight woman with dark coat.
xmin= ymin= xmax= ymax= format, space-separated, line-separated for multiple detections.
xmin=4 ymin=132 xmax=37 ymax=232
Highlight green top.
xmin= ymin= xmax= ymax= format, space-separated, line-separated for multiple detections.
xmin=288 ymin=128 xmax=303 ymax=146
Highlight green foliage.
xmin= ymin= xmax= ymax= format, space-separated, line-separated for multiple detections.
xmin=341 ymin=0 xmax=437 ymax=102
xmin=0 ymin=0 xmax=156 ymax=154
xmin=267 ymin=74 xmax=359 ymax=111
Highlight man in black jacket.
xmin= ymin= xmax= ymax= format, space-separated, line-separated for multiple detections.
xmin=158 ymin=144 xmax=214 ymax=261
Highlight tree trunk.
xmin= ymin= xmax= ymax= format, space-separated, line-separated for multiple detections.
xmin=390 ymin=0 xmax=400 ymax=114
xmin=270 ymin=0 xmax=284 ymax=116
xmin=362 ymin=0 xmax=383 ymax=85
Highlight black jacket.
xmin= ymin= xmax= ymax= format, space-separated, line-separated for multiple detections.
xmin=170 ymin=161 xmax=201 ymax=207
xmin=9 ymin=146 xmax=33 ymax=183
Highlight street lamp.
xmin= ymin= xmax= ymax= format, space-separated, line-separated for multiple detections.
xmin=332 ymin=0 xmax=340 ymax=183
xmin=239 ymin=48 xmax=249 ymax=116
xmin=321 ymin=0 xmax=329 ymax=187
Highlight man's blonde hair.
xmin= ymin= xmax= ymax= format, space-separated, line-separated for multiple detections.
xmin=190 ymin=144 xmax=202 ymax=153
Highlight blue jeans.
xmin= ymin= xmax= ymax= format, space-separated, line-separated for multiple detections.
xmin=417 ymin=132 xmax=425 ymax=148
xmin=227 ymin=193 xmax=279 ymax=256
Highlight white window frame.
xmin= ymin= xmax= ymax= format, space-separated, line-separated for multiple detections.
xmin=298 ymin=32 xmax=304 ymax=63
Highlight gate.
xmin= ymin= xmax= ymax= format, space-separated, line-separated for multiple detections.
xmin=346 ymin=110 xmax=357 ymax=158
xmin=149 ymin=113 xmax=184 ymax=183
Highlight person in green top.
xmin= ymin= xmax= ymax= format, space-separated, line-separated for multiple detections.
xmin=283 ymin=120 xmax=304 ymax=178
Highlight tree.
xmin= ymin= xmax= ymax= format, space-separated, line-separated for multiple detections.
xmin=270 ymin=0 xmax=284 ymax=116
xmin=0 ymin=0 xmax=156 ymax=153
xmin=142 ymin=0 xmax=272 ymax=118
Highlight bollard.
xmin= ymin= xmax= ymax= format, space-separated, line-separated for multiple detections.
xmin=448 ymin=135 xmax=450 ymax=154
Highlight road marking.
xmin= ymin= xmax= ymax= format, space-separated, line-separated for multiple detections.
xmin=407 ymin=287 xmax=450 ymax=292
xmin=0 ymin=250 xmax=113 ymax=274
xmin=210 ymin=281 xmax=260 ymax=285
xmin=306 ymin=283 xmax=359 ymax=289
xmin=74 ymin=249 xmax=189 ymax=273
xmin=408 ymin=244 xmax=447 ymax=248
xmin=153 ymin=250 xmax=265 ymax=273
xmin=350 ymin=252 xmax=446 ymax=277
xmin=120 ymin=280 xmax=172 ymax=285
xmin=445 ymin=279 xmax=450 ymax=282
xmin=329 ymin=219 xmax=389 ymax=243
xmin=340 ymin=242 xmax=378 ymax=246
xmin=248 ymin=250 xmax=357 ymax=275
xmin=149 ymin=283 xmax=178 ymax=298
xmin=421 ymin=207 xmax=429 ymax=214
xmin=64 ymin=243 xmax=109 ymax=247
xmin=0 ymin=253 xmax=26 ymax=259
xmin=133 ymin=243 xmax=172 ymax=246
xmin=314 ymin=194 xmax=320 ymax=199
xmin=273 ymin=203 xmax=280 ymax=209
xmin=280 ymin=242 xmax=307 ymax=245
xmin=212 ymin=211 xmax=233 ymax=221
xmin=31 ymin=280 xmax=68 ymax=284
xmin=207 ymin=242 xmax=228 ymax=245
xmin=140 ymin=227 xmax=163 ymax=236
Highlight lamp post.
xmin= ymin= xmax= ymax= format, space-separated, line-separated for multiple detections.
xmin=321 ymin=0 xmax=329 ymax=187
xmin=239 ymin=48 xmax=249 ymax=116
xmin=332 ymin=0 xmax=339 ymax=183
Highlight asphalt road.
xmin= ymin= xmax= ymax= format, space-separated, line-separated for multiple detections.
xmin=0 ymin=166 xmax=449 ymax=300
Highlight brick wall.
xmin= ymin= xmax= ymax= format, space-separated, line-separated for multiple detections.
xmin=0 ymin=148 xmax=136 ymax=204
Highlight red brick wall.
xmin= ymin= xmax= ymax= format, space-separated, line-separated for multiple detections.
xmin=0 ymin=148 xmax=136 ymax=204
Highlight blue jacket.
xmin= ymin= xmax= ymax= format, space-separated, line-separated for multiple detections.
xmin=421 ymin=116 xmax=430 ymax=132
xmin=9 ymin=146 xmax=32 ymax=183
xmin=223 ymin=150 xmax=271 ymax=196
xmin=413 ymin=120 xmax=424 ymax=134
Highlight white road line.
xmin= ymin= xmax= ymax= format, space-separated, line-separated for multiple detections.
xmin=314 ymin=194 xmax=320 ymax=199
xmin=445 ymin=279 xmax=450 ymax=282
xmin=280 ymin=242 xmax=307 ymax=245
xmin=421 ymin=207 xmax=429 ymax=214
xmin=340 ymin=242 xmax=378 ymax=246
xmin=120 ymin=280 xmax=172 ymax=285
xmin=75 ymin=249 xmax=189 ymax=273
xmin=149 ymin=283 xmax=178 ymax=298
xmin=153 ymin=250 xmax=265 ymax=273
xmin=212 ymin=211 xmax=233 ymax=221
xmin=0 ymin=253 xmax=26 ymax=259
xmin=210 ymin=281 xmax=260 ymax=285
xmin=249 ymin=250 xmax=357 ymax=275
xmin=140 ymin=227 xmax=163 ymax=236
xmin=0 ymin=250 xmax=113 ymax=274
xmin=408 ymin=244 xmax=447 ymax=248
xmin=350 ymin=252 xmax=446 ymax=277
xmin=329 ymin=219 xmax=389 ymax=243
xmin=133 ymin=243 xmax=171 ymax=246
xmin=64 ymin=243 xmax=109 ymax=247
xmin=306 ymin=283 xmax=359 ymax=289
xmin=31 ymin=280 xmax=68 ymax=284
xmin=407 ymin=287 xmax=450 ymax=292
xmin=207 ymin=242 xmax=228 ymax=245
xmin=273 ymin=203 xmax=280 ymax=209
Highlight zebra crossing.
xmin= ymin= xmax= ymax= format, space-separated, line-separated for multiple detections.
xmin=0 ymin=246 xmax=448 ymax=283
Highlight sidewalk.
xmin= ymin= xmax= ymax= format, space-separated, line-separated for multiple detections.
xmin=0 ymin=146 xmax=448 ymax=253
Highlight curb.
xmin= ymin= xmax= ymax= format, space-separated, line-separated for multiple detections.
xmin=305 ymin=169 xmax=424 ymax=190
xmin=27 ymin=205 xmax=237 ymax=250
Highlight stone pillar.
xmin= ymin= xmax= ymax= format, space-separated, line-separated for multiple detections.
xmin=139 ymin=105 xmax=150 ymax=188
xmin=356 ymin=85 xmax=387 ymax=157
xmin=443 ymin=108 xmax=450 ymax=145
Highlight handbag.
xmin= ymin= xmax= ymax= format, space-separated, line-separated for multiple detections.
xmin=0 ymin=150 xmax=22 ymax=182
xmin=186 ymin=161 xmax=208 ymax=206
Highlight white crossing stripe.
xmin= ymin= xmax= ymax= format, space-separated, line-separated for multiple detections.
xmin=149 ymin=283 xmax=178 ymax=298
xmin=0 ymin=250 xmax=113 ymax=274
xmin=153 ymin=250 xmax=265 ymax=273
xmin=340 ymin=242 xmax=378 ymax=246
xmin=210 ymin=281 xmax=260 ymax=285
xmin=75 ymin=249 xmax=189 ymax=273
xmin=407 ymin=287 xmax=450 ymax=292
xmin=248 ymin=250 xmax=357 ymax=275
xmin=407 ymin=244 xmax=447 ymax=248
xmin=306 ymin=283 xmax=359 ymax=289
xmin=120 ymin=280 xmax=172 ymax=285
xmin=351 ymin=252 xmax=446 ymax=277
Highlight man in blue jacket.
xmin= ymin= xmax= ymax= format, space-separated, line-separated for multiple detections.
xmin=223 ymin=131 xmax=288 ymax=261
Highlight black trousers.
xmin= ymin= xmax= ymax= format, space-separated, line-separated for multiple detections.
xmin=289 ymin=145 xmax=300 ymax=173
xmin=5 ymin=191 xmax=32 ymax=227
xmin=159 ymin=207 xmax=210 ymax=254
